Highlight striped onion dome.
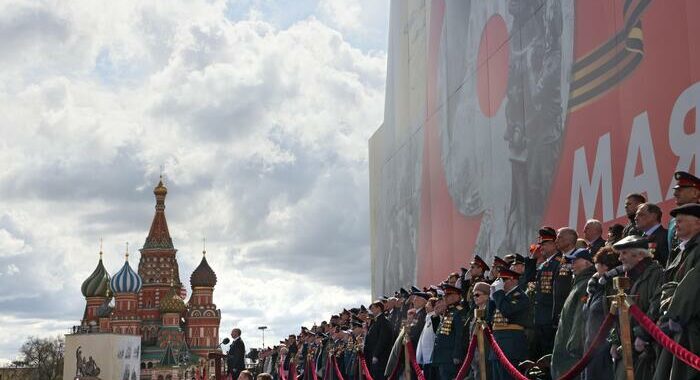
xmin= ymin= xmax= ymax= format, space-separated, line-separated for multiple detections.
xmin=81 ymin=255 xmax=111 ymax=298
xmin=110 ymin=259 xmax=143 ymax=294
xmin=159 ymin=285 xmax=186 ymax=313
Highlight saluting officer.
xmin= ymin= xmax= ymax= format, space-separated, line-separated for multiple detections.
xmin=465 ymin=255 xmax=490 ymax=308
xmin=432 ymin=284 xmax=467 ymax=380
xmin=487 ymin=268 xmax=530 ymax=380
xmin=524 ymin=226 xmax=566 ymax=360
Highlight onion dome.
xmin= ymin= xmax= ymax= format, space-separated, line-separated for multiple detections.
xmin=110 ymin=252 xmax=143 ymax=294
xmin=190 ymin=253 xmax=217 ymax=288
xmin=154 ymin=177 xmax=168 ymax=197
xmin=160 ymin=285 xmax=186 ymax=313
xmin=81 ymin=254 xmax=111 ymax=298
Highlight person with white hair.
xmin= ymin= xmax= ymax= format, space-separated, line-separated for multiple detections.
xmin=583 ymin=219 xmax=605 ymax=255
xmin=655 ymin=203 xmax=700 ymax=380
xmin=609 ymin=235 xmax=664 ymax=380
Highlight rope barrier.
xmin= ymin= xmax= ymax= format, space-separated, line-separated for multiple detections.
xmin=404 ymin=340 xmax=426 ymax=380
xmin=279 ymin=358 xmax=288 ymax=380
xmin=333 ymin=355 xmax=345 ymax=380
xmin=454 ymin=333 xmax=478 ymax=380
xmin=325 ymin=353 xmax=334 ymax=380
xmin=309 ymin=357 xmax=319 ymax=380
xmin=629 ymin=304 xmax=700 ymax=371
xmin=483 ymin=327 xmax=530 ymax=380
xmin=558 ymin=312 xmax=615 ymax=380
xmin=358 ymin=352 xmax=374 ymax=380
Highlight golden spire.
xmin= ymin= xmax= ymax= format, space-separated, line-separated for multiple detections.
xmin=125 ymin=242 xmax=129 ymax=261
xmin=99 ymin=238 xmax=103 ymax=259
xmin=202 ymin=237 xmax=206 ymax=256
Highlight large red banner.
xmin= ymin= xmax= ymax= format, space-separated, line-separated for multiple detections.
xmin=370 ymin=0 xmax=700 ymax=295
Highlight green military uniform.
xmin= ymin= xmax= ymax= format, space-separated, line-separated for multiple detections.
xmin=432 ymin=304 xmax=467 ymax=380
xmin=487 ymin=283 xmax=530 ymax=380
xmin=654 ymin=226 xmax=700 ymax=380
xmin=550 ymin=264 xmax=596 ymax=380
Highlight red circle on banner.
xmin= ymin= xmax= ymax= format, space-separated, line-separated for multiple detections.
xmin=477 ymin=14 xmax=509 ymax=117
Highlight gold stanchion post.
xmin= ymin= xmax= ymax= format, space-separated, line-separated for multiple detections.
xmin=475 ymin=309 xmax=488 ymax=380
xmin=612 ymin=276 xmax=635 ymax=380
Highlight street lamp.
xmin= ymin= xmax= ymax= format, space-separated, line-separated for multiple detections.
xmin=258 ymin=326 xmax=268 ymax=348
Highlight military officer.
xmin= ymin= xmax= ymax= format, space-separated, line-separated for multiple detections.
xmin=432 ymin=284 xmax=467 ymax=380
xmin=487 ymin=268 xmax=530 ymax=380
xmin=464 ymin=255 xmax=490 ymax=308
xmin=654 ymin=203 xmax=700 ymax=380
xmin=667 ymin=171 xmax=700 ymax=264
xmin=490 ymin=256 xmax=509 ymax=281
xmin=524 ymin=226 xmax=567 ymax=360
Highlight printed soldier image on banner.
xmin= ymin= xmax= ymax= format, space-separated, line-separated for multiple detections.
xmin=370 ymin=0 xmax=700 ymax=296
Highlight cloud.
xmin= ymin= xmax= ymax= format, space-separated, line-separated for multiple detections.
xmin=0 ymin=0 xmax=386 ymax=362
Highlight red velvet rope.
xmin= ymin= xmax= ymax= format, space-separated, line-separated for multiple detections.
xmin=404 ymin=340 xmax=426 ymax=380
xmin=454 ymin=333 xmax=478 ymax=380
xmin=629 ymin=304 xmax=700 ymax=371
xmin=280 ymin=358 xmax=288 ymax=380
xmin=333 ymin=356 xmax=345 ymax=380
xmin=325 ymin=353 xmax=334 ymax=380
xmin=558 ymin=312 xmax=615 ymax=380
xmin=484 ymin=328 xmax=530 ymax=380
xmin=309 ymin=357 xmax=319 ymax=380
xmin=358 ymin=352 xmax=374 ymax=380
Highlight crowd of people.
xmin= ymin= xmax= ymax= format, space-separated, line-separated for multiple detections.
xmin=245 ymin=171 xmax=700 ymax=380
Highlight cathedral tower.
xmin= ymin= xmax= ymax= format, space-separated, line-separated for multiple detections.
xmin=186 ymin=251 xmax=221 ymax=359
xmin=137 ymin=178 xmax=185 ymax=345
xmin=109 ymin=251 xmax=143 ymax=335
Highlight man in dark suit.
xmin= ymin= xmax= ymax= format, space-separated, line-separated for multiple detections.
xmin=622 ymin=193 xmax=647 ymax=237
xmin=583 ymin=219 xmax=606 ymax=255
xmin=408 ymin=292 xmax=429 ymax=344
xmin=227 ymin=328 xmax=246 ymax=379
xmin=363 ymin=301 xmax=393 ymax=380
xmin=635 ymin=202 xmax=670 ymax=267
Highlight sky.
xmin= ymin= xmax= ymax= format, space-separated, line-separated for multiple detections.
xmin=0 ymin=0 xmax=389 ymax=364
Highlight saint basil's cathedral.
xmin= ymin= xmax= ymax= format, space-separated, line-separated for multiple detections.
xmin=77 ymin=179 xmax=222 ymax=378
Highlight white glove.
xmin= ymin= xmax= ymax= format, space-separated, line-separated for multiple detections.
xmin=372 ymin=357 xmax=378 ymax=365
xmin=634 ymin=337 xmax=648 ymax=353
xmin=491 ymin=279 xmax=505 ymax=293
xmin=610 ymin=344 xmax=621 ymax=360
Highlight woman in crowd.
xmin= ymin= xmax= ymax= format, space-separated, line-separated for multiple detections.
xmin=467 ymin=282 xmax=491 ymax=380
xmin=582 ymin=246 xmax=622 ymax=380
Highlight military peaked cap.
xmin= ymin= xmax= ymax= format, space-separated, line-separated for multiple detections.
xmin=612 ymin=235 xmax=649 ymax=250
xmin=673 ymin=171 xmax=700 ymax=189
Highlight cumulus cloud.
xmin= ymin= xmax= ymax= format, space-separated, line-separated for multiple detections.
xmin=0 ymin=0 xmax=387 ymax=363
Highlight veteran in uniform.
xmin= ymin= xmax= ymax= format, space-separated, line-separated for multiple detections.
xmin=432 ymin=284 xmax=467 ymax=380
xmin=524 ymin=226 xmax=566 ymax=360
xmin=487 ymin=268 xmax=530 ymax=380
xmin=550 ymin=248 xmax=596 ymax=380
xmin=667 ymin=171 xmax=700 ymax=264
xmin=465 ymin=255 xmax=491 ymax=310
xmin=654 ymin=203 xmax=700 ymax=380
